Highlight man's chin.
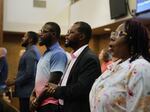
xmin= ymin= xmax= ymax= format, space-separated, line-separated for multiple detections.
xmin=39 ymin=43 xmax=43 ymax=46
xmin=39 ymin=42 xmax=44 ymax=46
xmin=64 ymin=43 xmax=70 ymax=48
xmin=21 ymin=43 xmax=26 ymax=47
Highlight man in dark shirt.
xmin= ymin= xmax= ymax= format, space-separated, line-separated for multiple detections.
xmin=7 ymin=31 xmax=41 ymax=112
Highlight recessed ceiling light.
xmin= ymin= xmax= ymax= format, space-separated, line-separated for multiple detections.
xmin=104 ymin=28 xmax=111 ymax=31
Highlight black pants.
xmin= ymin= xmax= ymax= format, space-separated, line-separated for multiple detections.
xmin=0 ymin=101 xmax=3 ymax=112
xmin=37 ymin=103 xmax=59 ymax=112
xmin=19 ymin=97 xmax=30 ymax=112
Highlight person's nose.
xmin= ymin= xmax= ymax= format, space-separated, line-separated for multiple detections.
xmin=38 ymin=33 xmax=44 ymax=39
xmin=65 ymin=33 xmax=69 ymax=39
xmin=108 ymin=41 xmax=113 ymax=50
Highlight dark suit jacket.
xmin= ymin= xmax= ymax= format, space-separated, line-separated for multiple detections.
xmin=15 ymin=45 xmax=40 ymax=98
xmin=54 ymin=47 xmax=101 ymax=112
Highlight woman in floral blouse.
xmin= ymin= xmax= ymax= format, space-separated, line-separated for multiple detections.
xmin=90 ymin=19 xmax=150 ymax=112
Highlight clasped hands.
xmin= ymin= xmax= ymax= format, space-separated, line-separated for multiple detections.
xmin=30 ymin=83 xmax=58 ymax=111
xmin=45 ymin=82 xmax=58 ymax=94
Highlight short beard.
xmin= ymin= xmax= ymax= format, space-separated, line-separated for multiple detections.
xmin=21 ymin=43 xmax=27 ymax=47
xmin=39 ymin=41 xmax=44 ymax=46
xmin=39 ymin=37 xmax=52 ymax=46
xmin=64 ymin=42 xmax=70 ymax=47
xmin=65 ymin=41 xmax=78 ymax=49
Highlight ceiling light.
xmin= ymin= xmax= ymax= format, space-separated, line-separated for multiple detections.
xmin=104 ymin=28 xmax=111 ymax=31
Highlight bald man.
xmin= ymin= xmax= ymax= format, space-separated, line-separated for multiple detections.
xmin=0 ymin=47 xmax=8 ymax=90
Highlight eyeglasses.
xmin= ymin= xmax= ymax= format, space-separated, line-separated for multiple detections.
xmin=40 ymin=30 xmax=49 ymax=34
xmin=110 ymin=31 xmax=127 ymax=40
xmin=40 ymin=29 xmax=54 ymax=34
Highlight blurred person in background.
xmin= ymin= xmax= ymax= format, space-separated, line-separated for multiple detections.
xmin=0 ymin=47 xmax=8 ymax=91
xmin=99 ymin=48 xmax=112 ymax=73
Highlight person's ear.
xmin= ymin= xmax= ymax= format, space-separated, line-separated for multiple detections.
xmin=79 ymin=33 xmax=85 ymax=41
xmin=28 ymin=38 xmax=33 ymax=43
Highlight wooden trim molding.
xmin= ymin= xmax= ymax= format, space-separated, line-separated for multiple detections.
xmin=0 ymin=0 xmax=3 ymax=46
xmin=3 ymin=31 xmax=25 ymax=36
xmin=3 ymin=31 xmax=25 ymax=42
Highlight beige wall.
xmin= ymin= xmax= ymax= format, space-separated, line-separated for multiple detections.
xmin=70 ymin=0 xmax=136 ymax=28
xmin=3 ymin=0 xmax=70 ymax=34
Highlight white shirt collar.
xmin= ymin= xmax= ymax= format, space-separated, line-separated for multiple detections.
xmin=72 ymin=44 xmax=88 ymax=58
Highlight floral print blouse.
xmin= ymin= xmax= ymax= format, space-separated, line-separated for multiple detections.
xmin=90 ymin=57 xmax=150 ymax=112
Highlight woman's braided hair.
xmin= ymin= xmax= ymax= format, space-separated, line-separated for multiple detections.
xmin=124 ymin=19 xmax=150 ymax=62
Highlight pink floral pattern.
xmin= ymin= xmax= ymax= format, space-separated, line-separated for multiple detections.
xmin=90 ymin=57 xmax=150 ymax=112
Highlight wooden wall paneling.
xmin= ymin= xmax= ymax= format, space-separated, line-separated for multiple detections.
xmin=89 ymin=35 xmax=100 ymax=55
xmin=3 ymin=32 xmax=24 ymax=80
xmin=98 ymin=34 xmax=110 ymax=51
xmin=90 ymin=34 xmax=110 ymax=55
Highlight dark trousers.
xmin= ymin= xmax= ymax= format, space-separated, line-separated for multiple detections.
xmin=0 ymin=101 xmax=3 ymax=112
xmin=19 ymin=97 xmax=30 ymax=112
xmin=37 ymin=103 xmax=59 ymax=112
